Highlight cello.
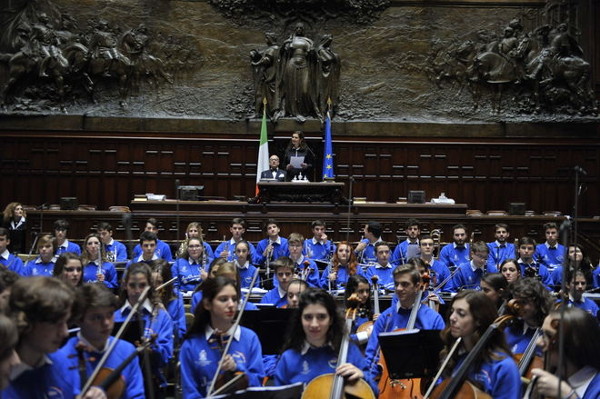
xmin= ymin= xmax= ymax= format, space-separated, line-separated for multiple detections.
xmin=302 ymin=294 xmax=376 ymax=399
xmin=378 ymin=289 xmax=424 ymax=399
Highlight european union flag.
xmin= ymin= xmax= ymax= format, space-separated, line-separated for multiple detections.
xmin=322 ymin=111 xmax=334 ymax=180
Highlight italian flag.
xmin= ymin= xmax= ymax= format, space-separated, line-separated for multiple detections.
xmin=256 ymin=104 xmax=269 ymax=196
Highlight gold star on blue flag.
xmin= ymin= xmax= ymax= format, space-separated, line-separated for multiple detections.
xmin=322 ymin=110 xmax=334 ymax=179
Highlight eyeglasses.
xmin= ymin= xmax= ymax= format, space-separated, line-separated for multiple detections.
xmin=65 ymin=267 xmax=82 ymax=272
xmin=188 ymin=245 xmax=201 ymax=249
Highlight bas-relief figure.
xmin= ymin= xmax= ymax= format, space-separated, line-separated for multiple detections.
xmin=0 ymin=3 xmax=179 ymax=110
xmin=430 ymin=18 xmax=597 ymax=116
xmin=250 ymin=23 xmax=341 ymax=123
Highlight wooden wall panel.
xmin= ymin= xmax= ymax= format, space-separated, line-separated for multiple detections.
xmin=1 ymin=132 xmax=599 ymax=218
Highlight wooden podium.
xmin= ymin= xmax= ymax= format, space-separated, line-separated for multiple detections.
xmin=257 ymin=181 xmax=345 ymax=204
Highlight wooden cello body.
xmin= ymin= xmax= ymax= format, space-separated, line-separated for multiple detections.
xmin=302 ymin=296 xmax=376 ymax=399
xmin=378 ymin=290 xmax=424 ymax=399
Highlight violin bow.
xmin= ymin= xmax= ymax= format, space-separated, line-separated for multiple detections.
xmin=80 ymin=285 xmax=151 ymax=396
xmin=206 ymin=266 xmax=260 ymax=397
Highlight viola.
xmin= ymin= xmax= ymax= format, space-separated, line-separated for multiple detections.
xmin=302 ymin=294 xmax=375 ymax=399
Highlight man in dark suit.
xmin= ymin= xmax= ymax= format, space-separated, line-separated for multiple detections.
xmin=260 ymin=155 xmax=286 ymax=181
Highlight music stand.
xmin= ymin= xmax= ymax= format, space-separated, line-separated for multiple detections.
xmin=240 ymin=308 xmax=294 ymax=355
xmin=379 ymin=329 xmax=443 ymax=379
xmin=214 ymin=382 xmax=304 ymax=399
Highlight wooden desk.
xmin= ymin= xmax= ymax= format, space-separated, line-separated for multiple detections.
xmin=257 ymin=181 xmax=345 ymax=204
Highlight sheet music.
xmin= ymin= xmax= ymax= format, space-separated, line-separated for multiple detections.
xmin=290 ymin=155 xmax=304 ymax=168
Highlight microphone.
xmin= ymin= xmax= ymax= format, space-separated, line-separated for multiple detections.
xmin=36 ymin=203 xmax=49 ymax=210
xmin=574 ymin=166 xmax=587 ymax=176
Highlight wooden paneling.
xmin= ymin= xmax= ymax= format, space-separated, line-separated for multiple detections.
xmin=1 ymin=132 xmax=599 ymax=218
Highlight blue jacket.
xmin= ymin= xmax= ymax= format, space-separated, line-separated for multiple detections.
xmin=56 ymin=240 xmax=81 ymax=255
xmin=255 ymin=238 xmax=290 ymax=266
xmin=214 ymin=240 xmax=259 ymax=264
xmin=180 ymin=326 xmax=265 ymax=398
xmin=319 ymin=264 xmax=353 ymax=291
xmin=274 ymin=342 xmax=376 ymax=394
xmin=365 ymin=302 xmax=445 ymax=381
xmin=82 ymin=260 xmax=118 ymax=288
xmin=167 ymin=291 xmax=187 ymax=342
xmin=132 ymin=239 xmax=173 ymax=261
xmin=439 ymin=243 xmax=470 ymax=270
xmin=104 ymin=239 xmax=129 ymax=262
xmin=534 ymin=243 xmax=565 ymax=272
xmin=303 ymin=238 xmax=335 ymax=262
xmin=440 ymin=351 xmax=520 ymax=399
xmin=446 ymin=262 xmax=498 ymax=293
xmin=260 ymin=287 xmax=288 ymax=308
xmin=57 ymin=335 xmax=145 ymax=399
xmin=487 ymin=241 xmax=516 ymax=269
xmin=391 ymin=240 xmax=421 ymax=266
xmin=171 ymin=257 xmax=208 ymax=292
xmin=360 ymin=264 xmax=395 ymax=292
xmin=0 ymin=252 xmax=24 ymax=275
xmin=23 ymin=256 xmax=57 ymax=277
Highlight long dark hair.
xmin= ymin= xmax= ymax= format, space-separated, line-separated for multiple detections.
xmin=333 ymin=241 xmax=358 ymax=276
xmin=149 ymin=259 xmax=176 ymax=305
xmin=286 ymin=131 xmax=309 ymax=151
xmin=281 ymin=288 xmax=345 ymax=353
xmin=186 ymin=276 xmax=238 ymax=338
xmin=52 ymin=252 xmax=83 ymax=286
xmin=508 ymin=277 xmax=553 ymax=327
xmin=345 ymin=274 xmax=372 ymax=316
xmin=440 ymin=290 xmax=512 ymax=379
xmin=118 ymin=263 xmax=159 ymax=308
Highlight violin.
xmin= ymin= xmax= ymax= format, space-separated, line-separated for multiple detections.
xmin=205 ymin=267 xmax=261 ymax=397
xmin=424 ymin=314 xmax=515 ymax=399
xmin=302 ymin=294 xmax=375 ymax=399
xmin=357 ymin=275 xmax=380 ymax=336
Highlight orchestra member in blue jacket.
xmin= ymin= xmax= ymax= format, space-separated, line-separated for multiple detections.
xmin=180 ymin=276 xmax=265 ymax=398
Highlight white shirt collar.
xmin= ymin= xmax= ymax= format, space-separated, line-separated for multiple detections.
xmin=60 ymin=239 xmax=71 ymax=249
xmin=136 ymin=253 xmax=158 ymax=262
xmin=236 ymin=260 xmax=249 ymax=270
xmin=517 ymin=258 xmax=536 ymax=266
xmin=120 ymin=298 xmax=153 ymax=315
xmin=375 ymin=262 xmax=392 ymax=269
xmin=35 ymin=255 xmax=57 ymax=264
xmin=470 ymin=261 xmax=484 ymax=272
xmin=545 ymin=242 xmax=557 ymax=249
xmin=10 ymin=217 xmax=25 ymax=229
xmin=294 ymin=255 xmax=307 ymax=266
xmin=277 ymin=285 xmax=287 ymax=298
xmin=270 ymin=237 xmax=281 ymax=245
xmin=77 ymin=331 xmax=110 ymax=353
xmin=311 ymin=237 xmax=326 ymax=245
xmin=0 ymin=249 xmax=9 ymax=260
xmin=568 ymin=366 xmax=598 ymax=398
xmin=204 ymin=324 xmax=241 ymax=342
xmin=106 ymin=238 xmax=115 ymax=246
xmin=300 ymin=340 xmax=333 ymax=355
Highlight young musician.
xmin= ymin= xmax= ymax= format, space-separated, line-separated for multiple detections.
xmin=131 ymin=218 xmax=173 ymax=261
xmin=446 ymin=241 xmax=497 ymax=292
xmin=214 ymin=218 xmax=258 ymax=263
xmin=4 ymin=277 xmax=106 ymax=398
xmin=260 ymin=257 xmax=295 ymax=308
xmin=517 ymin=237 xmax=553 ymax=288
xmin=504 ymin=277 xmax=553 ymax=355
xmin=0 ymin=314 xmax=20 ymax=390
xmin=286 ymin=279 xmax=309 ymax=309
xmin=365 ymin=264 xmax=445 ymax=382
xmin=534 ymin=222 xmax=565 ymax=273
xmin=114 ymin=263 xmax=174 ymax=396
xmin=487 ymin=223 xmax=516 ymax=269
xmin=22 ymin=234 xmax=57 ymax=277
xmin=500 ymin=258 xmax=521 ymax=284
xmin=361 ymin=241 xmax=395 ymax=292
xmin=438 ymin=224 xmax=470 ymax=270
xmin=150 ymin=259 xmax=187 ymax=343
xmin=528 ymin=307 xmax=600 ymax=399
xmin=391 ymin=218 xmax=421 ymax=266
xmin=256 ymin=219 xmax=289 ymax=266
xmin=53 ymin=252 xmax=83 ymax=287
xmin=54 ymin=219 xmax=82 ymax=255
xmin=0 ymin=227 xmax=23 ymax=274
xmin=304 ymin=220 xmax=335 ymax=263
xmin=320 ymin=241 xmax=358 ymax=291
xmin=233 ymin=240 xmax=261 ymax=289
xmin=551 ymin=244 xmax=594 ymax=287
xmin=176 ymin=222 xmax=215 ymax=263
xmin=354 ymin=221 xmax=382 ymax=265
xmin=562 ymin=268 xmax=599 ymax=318
xmin=172 ymin=237 xmax=209 ymax=293
xmin=274 ymin=288 xmax=374 ymax=391
xmin=80 ymin=233 xmax=118 ymax=289
xmin=436 ymin=290 xmax=520 ymax=399
xmin=180 ymin=276 xmax=265 ymax=397
xmin=97 ymin=221 xmax=128 ymax=262
xmin=345 ymin=274 xmax=378 ymax=343
xmin=418 ymin=235 xmax=451 ymax=290
xmin=480 ymin=273 xmax=508 ymax=310
xmin=287 ymin=233 xmax=319 ymax=287
xmin=126 ymin=231 xmax=159 ymax=267
xmin=58 ymin=283 xmax=145 ymax=398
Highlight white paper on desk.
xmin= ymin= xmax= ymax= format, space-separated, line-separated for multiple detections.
xmin=290 ymin=155 xmax=304 ymax=168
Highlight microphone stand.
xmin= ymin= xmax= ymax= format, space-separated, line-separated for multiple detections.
xmin=175 ymin=179 xmax=180 ymax=246
xmin=345 ymin=175 xmax=354 ymax=243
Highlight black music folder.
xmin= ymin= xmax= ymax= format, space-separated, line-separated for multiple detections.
xmin=379 ymin=329 xmax=443 ymax=379
xmin=212 ymin=382 xmax=303 ymax=399
xmin=112 ymin=321 xmax=143 ymax=345
xmin=240 ymin=308 xmax=294 ymax=355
